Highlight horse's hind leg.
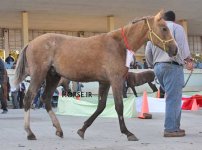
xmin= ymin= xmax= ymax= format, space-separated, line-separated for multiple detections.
xmin=41 ymin=72 xmax=63 ymax=138
xmin=111 ymin=78 xmax=138 ymax=141
xmin=77 ymin=82 xmax=110 ymax=139
xmin=148 ymin=82 xmax=158 ymax=92
xmin=24 ymin=76 xmax=44 ymax=140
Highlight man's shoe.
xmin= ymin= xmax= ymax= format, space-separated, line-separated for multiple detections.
xmin=178 ymin=129 xmax=185 ymax=133
xmin=164 ymin=130 xmax=185 ymax=137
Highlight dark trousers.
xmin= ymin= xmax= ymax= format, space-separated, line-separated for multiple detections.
xmin=18 ymin=91 xmax=25 ymax=109
xmin=0 ymin=86 xmax=7 ymax=111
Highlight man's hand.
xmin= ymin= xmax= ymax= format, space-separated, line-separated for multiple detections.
xmin=185 ymin=61 xmax=194 ymax=71
xmin=184 ymin=57 xmax=194 ymax=71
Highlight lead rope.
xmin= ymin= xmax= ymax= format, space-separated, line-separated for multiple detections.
xmin=183 ymin=70 xmax=193 ymax=88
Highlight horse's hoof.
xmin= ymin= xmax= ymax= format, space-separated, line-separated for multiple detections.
xmin=27 ymin=133 xmax=37 ymax=140
xmin=56 ymin=131 xmax=64 ymax=138
xmin=127 ymin=135 xmax=139 ymax=141
xmin=77 ymin=129 xmax=85 ymax=139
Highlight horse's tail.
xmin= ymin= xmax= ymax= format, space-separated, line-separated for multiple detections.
xmin=14 ymin=45 xmax=29 ymax=86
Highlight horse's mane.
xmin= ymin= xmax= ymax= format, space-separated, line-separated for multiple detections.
xmin=107 ymin=16 xmax=152 ymax=35
xmin=130 ymin=16 xmax=152 ymax=24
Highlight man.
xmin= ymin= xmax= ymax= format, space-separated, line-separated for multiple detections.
xmin=18 ymin=82 xmax=26 ymax=108
xmin=143 ymin=58 xmax=148 ymax=69
xmin=0 ymin=58 xmax=8 ymax=114
xmin=11 ymin=84 xmax=19 ymax=109
xmin=5 ymin=54 xmax=15 ymax=69
xmin=5 ymin=54 xmax=14 ymax=64
xmin=145 ymin=11 xmax=193 ymax=137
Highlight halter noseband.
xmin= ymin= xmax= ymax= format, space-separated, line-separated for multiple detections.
xmin=146 ymin=19 xmax=174 ymax=52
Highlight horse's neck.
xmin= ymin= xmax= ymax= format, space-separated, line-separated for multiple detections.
xmin=108 ymin=21 xmax=148 ymax=52
xmin=124 ymin=21 xmax=148 ymax=51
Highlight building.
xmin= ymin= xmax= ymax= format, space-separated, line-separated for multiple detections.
xmin=0 ymin=0 xmax=202 ymax=62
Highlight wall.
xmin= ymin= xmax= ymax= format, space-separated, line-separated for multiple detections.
xmin=7 ymin=69 xmax=202 ymax=95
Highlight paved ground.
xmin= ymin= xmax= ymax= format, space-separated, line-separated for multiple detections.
xmin=0 ymin=108 xmax=202 ymax=150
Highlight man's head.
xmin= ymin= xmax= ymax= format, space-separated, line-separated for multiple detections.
xmin=163 ymin=11 xmax=176 ymax=22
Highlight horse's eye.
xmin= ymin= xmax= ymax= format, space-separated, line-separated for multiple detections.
xmin=162 ymin=27 xmax=167 ymax=32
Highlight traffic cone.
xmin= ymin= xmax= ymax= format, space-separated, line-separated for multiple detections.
xmin=156 ymin=89 xmax=160 ymax=98
xmin=138 ymin=91 xmax=152 ymax=119
xmin=76 ymin=96 xmax=80 ymax=100
xmin=191 ymin=99 xmax=199 ymax=111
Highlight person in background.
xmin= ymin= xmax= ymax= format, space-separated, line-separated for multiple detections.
xmin=130 ymin=55 xmax=136 ymax=69
xmin=135 ymin=61 xmax=143 ymax=69
xmin=18 ymin=82 xmax=26 ymax=108
xmin=0 ymin=58 xmax=8 ymax=114
xmin=143 ymin=58 xmax=149 ymax=69
xmin=5 ymin=54 xmax=15 ymax=69
xmin=11 ymin=84 xmax=19 ymax=109
xmin=32 ymin=82 xmax=45 ymax=109
xmin=77 ymin=82 xmax=84 ymax=92
xmin=51 ymin=89 xmax=59 ymax=108
xmin=7 ymin=77 xmax=11 ymax=102
xmin=11 ymin=61 xmax=17 ymax=69
xmin=32 ymin=89 xmax=41 ymax=109
xmin=5 ymin=54 xmax=14 ymax=65
xmin=145 ymin=10 xmax=194 ymax=137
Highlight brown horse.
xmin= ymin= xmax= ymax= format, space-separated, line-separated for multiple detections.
xmin=123 ymin=71 xmax=158 ymax=98
xmin=15 ymin=11 xmax=177 ymax=141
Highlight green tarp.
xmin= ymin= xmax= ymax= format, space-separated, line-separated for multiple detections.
xmin=56 ymin=95 xmax=136 ymax=118
xmin=56 ymin=91 xmax=202 ymax=118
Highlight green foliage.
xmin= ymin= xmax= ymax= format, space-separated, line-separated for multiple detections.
xmin=191 ymin=53 xmax=202 ymax=62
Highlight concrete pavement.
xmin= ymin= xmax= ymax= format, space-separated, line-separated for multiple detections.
xmin=0 ymin=108 xmax=202 ymax=150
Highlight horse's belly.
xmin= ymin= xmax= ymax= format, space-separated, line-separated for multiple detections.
xmin=59 ymin=67 xmax=104 ymax=82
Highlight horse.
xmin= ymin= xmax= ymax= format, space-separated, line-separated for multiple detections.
xmin=15 ymin=11 xmax=178 ymax=141
xmin=123 ymin=71 xmax=158 ymax=98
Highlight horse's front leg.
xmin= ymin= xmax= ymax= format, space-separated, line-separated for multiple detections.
xmin=131 ymin=86 xmax=138 ymax=97
xmin=77 ymin=82 xmax=110 ymax=139
xmin=111 ymin=78 xmax=138 ymax=141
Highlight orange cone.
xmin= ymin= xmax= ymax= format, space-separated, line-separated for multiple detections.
xmin=156 ymin=89 xmax=160 ymax=98
xmin=191 ymin=99 xmax=199 ymax=111
xmin=138 ymin=91 xmax=152 ymax=119
xmin=76 ymin=96 xmax=80 ymax=100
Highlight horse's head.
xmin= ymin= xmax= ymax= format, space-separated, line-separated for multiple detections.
xmin=147 ymin=11 xmax=178 ymax=57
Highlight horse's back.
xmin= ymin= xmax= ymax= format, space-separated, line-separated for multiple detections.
xmin=25 ymin=32 xmax=120 ymax=82
xmin=140 ymin=70 xmax=155 ymax=82
xmin=127 ymin=70 xmax=155 ymax=86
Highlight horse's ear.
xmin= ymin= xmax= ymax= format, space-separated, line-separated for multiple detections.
xmin=154 ymin=10 xmax=164 ymax=22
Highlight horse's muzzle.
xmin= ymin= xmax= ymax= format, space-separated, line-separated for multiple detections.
xmin=168 ymin=46 xmax=178 ymax=57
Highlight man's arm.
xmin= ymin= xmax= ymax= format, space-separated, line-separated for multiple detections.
xmin=175 ymin=25 xmax=194 ymax=70
xmin=145 ymin=41 xmax=154 ymax=68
